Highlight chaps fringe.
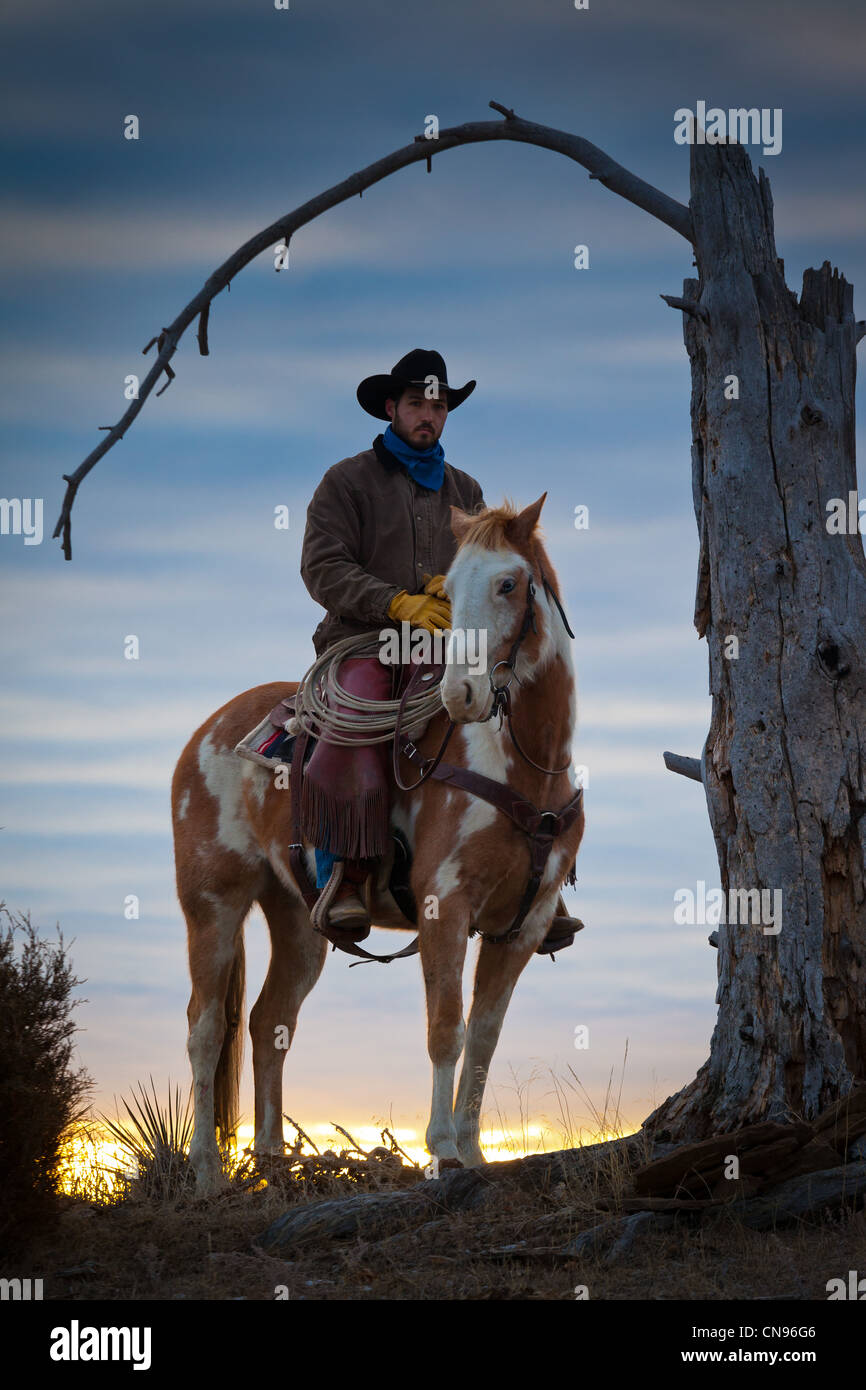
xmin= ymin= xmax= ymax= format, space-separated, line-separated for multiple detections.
xmin=300 ymin=778 xmax=390 ymax=860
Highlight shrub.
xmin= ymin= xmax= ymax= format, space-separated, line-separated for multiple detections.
xmin=0 ymin=903 xmax=92 ymax=1253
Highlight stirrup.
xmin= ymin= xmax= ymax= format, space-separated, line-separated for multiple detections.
xmin=536 ymin=914 xmax=585 ymax=957
xmin=310 ymin=860 xmax=371 ymax=944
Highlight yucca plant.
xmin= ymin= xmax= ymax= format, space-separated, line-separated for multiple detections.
xmin=101 ymin=1078 xmax=194 ymax=1201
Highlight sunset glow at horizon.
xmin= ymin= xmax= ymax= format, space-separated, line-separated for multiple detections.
xmin=57 ymin=1117 xmax=639 ymax=1197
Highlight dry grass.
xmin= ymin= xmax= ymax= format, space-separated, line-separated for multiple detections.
xmin=21 ymin=1148 xmax=866 ymax=1302
xmin=10 ymin=1065 xmax=866 ymax=1301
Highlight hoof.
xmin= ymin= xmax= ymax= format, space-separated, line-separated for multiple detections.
xmin=190 ymin=1153 xmax=224 ymax=1197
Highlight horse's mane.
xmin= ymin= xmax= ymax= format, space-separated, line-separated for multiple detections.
xmin=458 ymin=499 xmax=525 ymax=551
xmin=458 ymin=501 xmax=561 ymax=599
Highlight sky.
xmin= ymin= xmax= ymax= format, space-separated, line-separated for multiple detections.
xmin=1 ymin=0 xmax=864 ymax=1156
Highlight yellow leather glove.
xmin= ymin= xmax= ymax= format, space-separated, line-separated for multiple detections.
xmin=387 ymin=588 xmax=451 ymax=633
xmin=422 ymin=572 xmax=448 ymax=600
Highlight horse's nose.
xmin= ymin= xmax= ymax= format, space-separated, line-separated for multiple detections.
xmin=463 ymin=681 xmax=472 ymax=706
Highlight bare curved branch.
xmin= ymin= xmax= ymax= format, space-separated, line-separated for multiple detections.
xmin=54 ymin=101 xmax=692 ymax=558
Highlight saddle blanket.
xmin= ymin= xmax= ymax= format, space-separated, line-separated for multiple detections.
xmin=234 ymin=696 xmax=315 ymax=770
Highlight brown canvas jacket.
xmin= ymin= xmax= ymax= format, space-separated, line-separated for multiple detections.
xmin=301 ymin=434 xmax=486 ymax=656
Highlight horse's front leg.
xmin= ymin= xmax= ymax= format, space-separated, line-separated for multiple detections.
xmin=454 ymin=894 xmax=556 ymax=1167
xmin=420 ymin=893 xmax=471 ymax=1165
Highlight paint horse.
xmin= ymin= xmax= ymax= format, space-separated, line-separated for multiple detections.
xmin=172 ymin=494 xmax=585 ymax=1192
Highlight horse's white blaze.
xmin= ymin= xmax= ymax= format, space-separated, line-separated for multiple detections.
xmin=441 ymin=541 xmax=576 ymax=749
xmin=442 ymin=546 xmax=532 ymax=719
xmin=176 ymin=789 xmax=190 ymax=820
xmin=448 ymin=541 xmax=576 ymax=760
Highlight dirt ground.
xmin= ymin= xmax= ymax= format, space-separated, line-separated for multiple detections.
xmin=20 ymin=1146 xmax=866 ymax=1302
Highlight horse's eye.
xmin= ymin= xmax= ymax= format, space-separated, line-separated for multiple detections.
xmin=499 ymin=578 xmax=516 ymax=594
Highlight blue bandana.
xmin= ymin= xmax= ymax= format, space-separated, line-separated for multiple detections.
xmin=382 ymin=423 xmax=445 ymax=491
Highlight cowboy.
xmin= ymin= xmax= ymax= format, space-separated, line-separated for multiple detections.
xmin=299 ymin=349 xmax=581 ymax=953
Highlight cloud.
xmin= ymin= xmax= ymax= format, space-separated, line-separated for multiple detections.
xmin=4 ymin=801 xmax=171 ymax=837
xmin=579 ymin=696 xmax=709 ymax=730
xmin=0 ymin=326 xmax=688 ymax=433
xmin=770 ymin=189 xmax=866 ymax=243
xmin=594 ymin=0 xmax=866 ymax=86
xmin=0 ymin=168 xmax=685 ymax=280
xmin=0 ymin=203 xmax=271 ymax=273
xmin=0 ymin=691 xmax=229 ymax=743
xmin=2 ymin=754 xmax=174 ymax=790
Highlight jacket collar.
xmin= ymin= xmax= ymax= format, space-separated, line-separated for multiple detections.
xmin=372 ymin=433 xmax=401 ymax=472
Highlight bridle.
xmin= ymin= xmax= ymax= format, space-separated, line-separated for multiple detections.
xmin=386 ymin=566 xmax=583 ymax=952
xmin=484 ymin=571 xmax=576 ymax=775
xmin=392 ymin=566 xmax=575 ymax=791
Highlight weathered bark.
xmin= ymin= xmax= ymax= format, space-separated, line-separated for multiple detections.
xmin=256 ymin=1137 xmax=650 ymax=1253
xmin=726 ymin=1161 xmax=866 ymax=1230
xmin=646 ymin=138 xmax=866 ymax=1140
xmin=633 ymin=1121 xmax=814 ymax=1198
xmin=483 ymin=1212 xmax=679 ymax=1264
xmin=594 ymin=1162 xmax=866 ymax=1228
xmin=257 ymin=1166 xmax=494 ymax=1252
xmin=560 ymin=1211 xmax=677 ymax=1263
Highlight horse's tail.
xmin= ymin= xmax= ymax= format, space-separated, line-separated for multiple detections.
xmin=214 ymin=938 xmax=246 ymax=1151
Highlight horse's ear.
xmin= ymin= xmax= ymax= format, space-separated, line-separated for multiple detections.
xmin=450 ymin=505 xmax=473 ymax=543
xmin=507 ymin=493 xmax=547 ymax=547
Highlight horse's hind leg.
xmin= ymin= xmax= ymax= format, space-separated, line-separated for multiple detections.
xmin=454 ymin=896 xmax=556 ymax=1167
xmin=185 ymin=880 xmax=256 ymax=1193
xmin=249 ymin=870 xmax=327 ymax=1155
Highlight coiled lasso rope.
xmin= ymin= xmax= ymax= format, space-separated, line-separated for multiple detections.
xmin=288 ymin=632 xmax=444 ymax=746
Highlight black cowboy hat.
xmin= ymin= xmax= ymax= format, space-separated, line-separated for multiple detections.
xmin=356 ymin=348 xmax=476 ymax=420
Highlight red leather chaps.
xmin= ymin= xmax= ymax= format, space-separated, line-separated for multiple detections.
xmin=300 ymin=654 xmax=406 ymax=861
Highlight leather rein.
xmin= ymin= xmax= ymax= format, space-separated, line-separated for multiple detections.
xmin=289 ymin=567 xmax=582 ymax=962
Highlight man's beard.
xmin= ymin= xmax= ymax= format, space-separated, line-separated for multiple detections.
xmin=394 ymin=417 xmax=439 ymax=448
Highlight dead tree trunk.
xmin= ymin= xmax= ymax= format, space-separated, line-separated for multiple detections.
xmin=647 ymin=138 xmax=866 ymax=1141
